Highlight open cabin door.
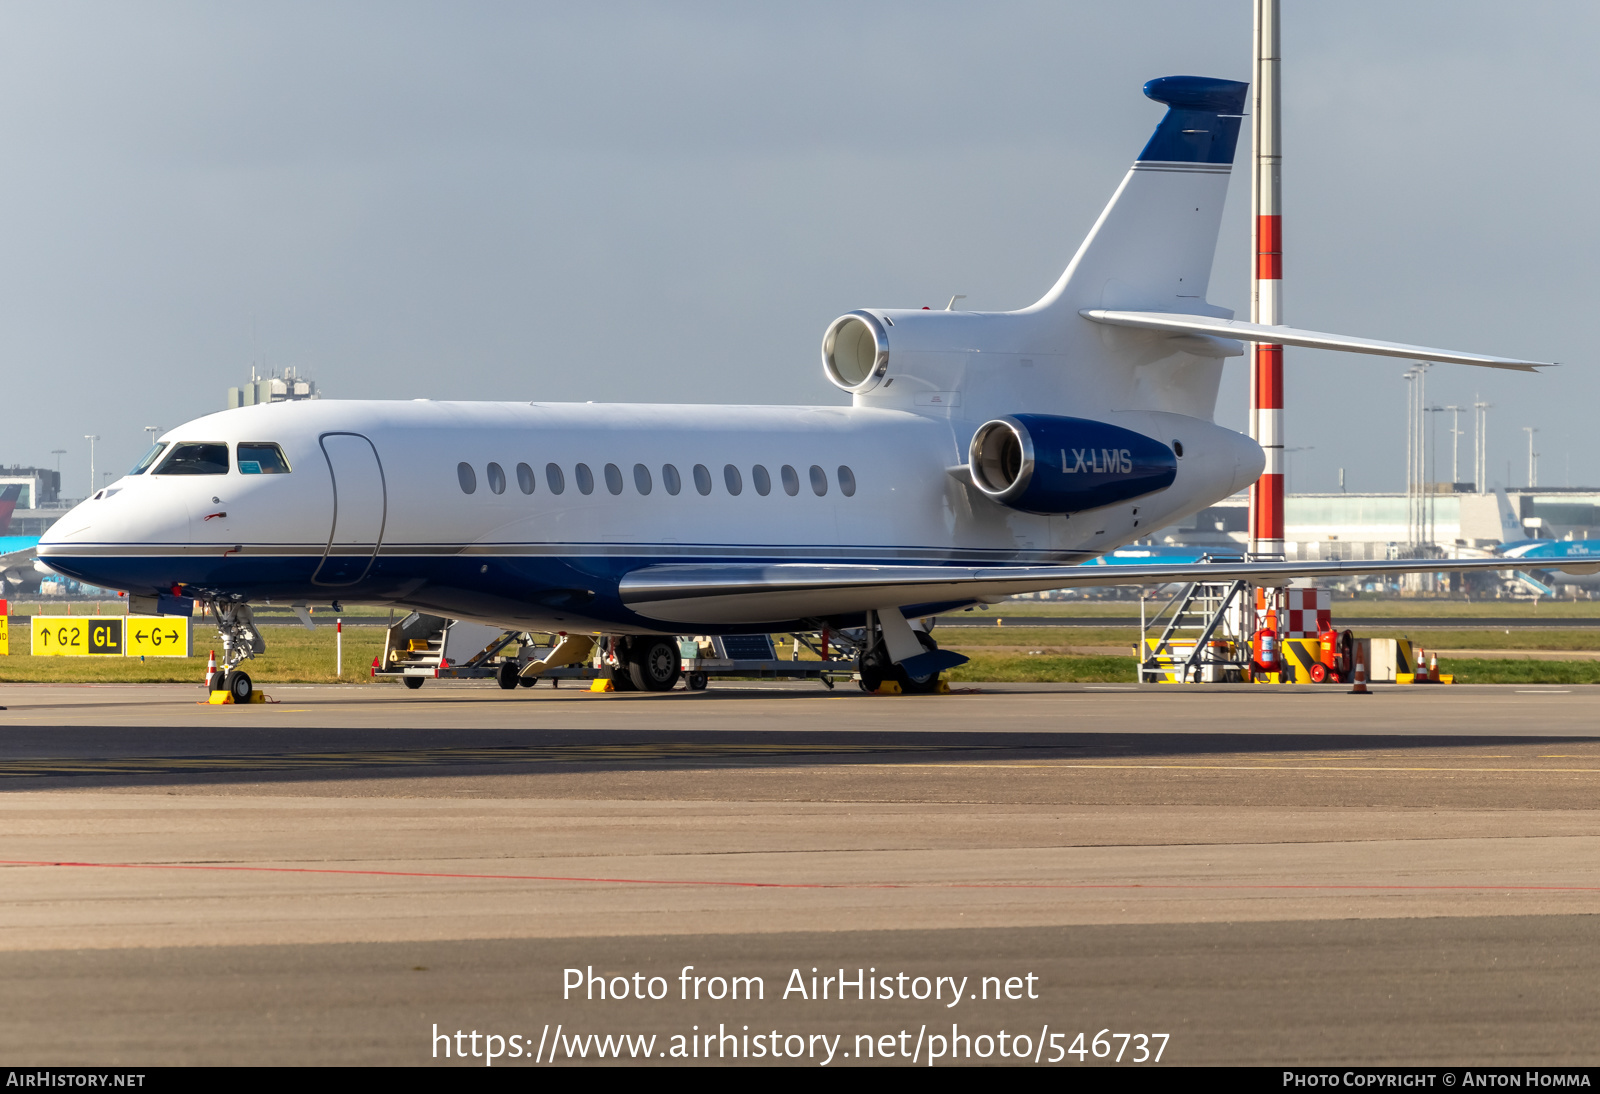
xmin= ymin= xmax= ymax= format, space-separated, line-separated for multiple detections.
xmin=312 ymin=432 xmax=387 ymax=586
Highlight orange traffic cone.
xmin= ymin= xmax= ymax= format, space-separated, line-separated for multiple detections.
xmin=1428 ymin=652 xmax=1439 ymax=683
xmin=204 ymin=649 xmax=216 ymax=688
xmin=1349 ymin=644 xmax=1370 ymax=695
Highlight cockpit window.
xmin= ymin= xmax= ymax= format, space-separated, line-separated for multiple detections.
xmin=154 ymin=442 xmax=230 ymax=476
xmin=128 ymin=443 xmax=168 ymax=475
xmin=237 ymin=443 xmax=292 ymax=474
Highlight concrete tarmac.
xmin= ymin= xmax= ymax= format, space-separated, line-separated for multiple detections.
xmin=1 ymin=680 xmax=1598 ymax=1066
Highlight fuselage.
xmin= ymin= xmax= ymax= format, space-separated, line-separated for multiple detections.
xmin=1498 ymin=537 xmax=1600 ymax=589
xmin=38 ymin=398 xmax=1259 ymax=633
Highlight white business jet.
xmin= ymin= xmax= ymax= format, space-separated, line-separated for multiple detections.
xmin=39 ymin=76 xmax=1560 ymax=700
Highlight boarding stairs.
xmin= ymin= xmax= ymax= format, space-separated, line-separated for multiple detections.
xmin=1139 ymin=568 xmax=1250 ymax=684
xmin=377 ymin=613 xmax=521 ymax=680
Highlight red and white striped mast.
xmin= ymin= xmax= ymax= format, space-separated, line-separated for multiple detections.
xmin=1250 ymin=0 xmax=1284 ymax=560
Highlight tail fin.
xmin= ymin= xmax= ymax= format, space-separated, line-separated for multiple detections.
xmin=1028 ymin=76 xmax=1248 ymax=320
xmin=0 ymin=485 xmax=20 ymax=537
xmin=1492 ymin=487 xmax=1525 ymax=543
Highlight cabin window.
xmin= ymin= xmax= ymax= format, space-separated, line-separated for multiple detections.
xmin=662 ymin=464 xmax=682 ymax=496
xmin=809 ymin=464 xmax=827 ymax=496
xmin=693 ymin=464 xmax=712 ymax=496
xmin=517 ymin=462 xmax=536 ymax=494
xmin=837 ymin=465 xmax=856 ymax=497
xmin=752 ymin=465 xmax=771 ymax=496
xmin=128 ymin=443 xmax=167 ymax=475
xmin=237 ymin=443 xmax=291 ymax=474
xmin=603 ymin=463 xmax=624 ymax=495
xmin=545 ymin=463 xmax=565 ymax=495
xmin=723 ymin=464 xmax=742 ymax=496
xmin=486 ymin=462 xmax=507 ymax=494
xmin=457 ymin=462 xmax=477 ymax=494
xmin=575 ymin=463 xmax=595 ymax=495
xmin=155 ymin=443 xmax=229 ymax=476
xmin=633 ymin=463 xmax=652 ymax=495
xmin=780 ymin=464 xmax=799 ymax=496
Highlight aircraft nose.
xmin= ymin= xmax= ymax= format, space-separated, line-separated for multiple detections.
xmin=38 ymin=497 xmax=97 ymax=548
xmin=38 ymin=490 xmax=191 ymax=595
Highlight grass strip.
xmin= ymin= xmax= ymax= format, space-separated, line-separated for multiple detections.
xmin=946 ymin=653 xmax=1136 ymax=684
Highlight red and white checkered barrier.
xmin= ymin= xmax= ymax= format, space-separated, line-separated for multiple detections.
xmin=1257 ymin=587 xmax=1331 ymax=638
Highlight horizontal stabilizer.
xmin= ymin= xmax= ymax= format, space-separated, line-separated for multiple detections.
xmin=1080 ymin=310 xmax=1550 ymax=371
xmin=622 ymin=558 xmax=1532 ymax=626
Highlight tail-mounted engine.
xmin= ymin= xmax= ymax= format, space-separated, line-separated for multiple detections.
xmin=821 ymin=311 xmax=891 ymax=394
xmin=968 ymin=414 xmax=1177 ymax=514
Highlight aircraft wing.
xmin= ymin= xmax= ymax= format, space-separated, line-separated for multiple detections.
xmin=0 ymin=542 xmax=37 ymax=569
xmin=621 ymin=557 xmax=1539 ymax=626
xmin=1079 ymin=310 xmax=1551 ymax=371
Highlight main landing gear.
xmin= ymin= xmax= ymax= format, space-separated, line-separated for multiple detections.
xmin=606 ymin=636 xmax=681 ymax=692
xmin=857 ymin=630 xmax=944 ymax=694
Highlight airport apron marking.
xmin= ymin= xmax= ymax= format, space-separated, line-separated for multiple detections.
xmin=3 ymin=748 xmax=1598 ymax=779
xmin=0 ymin=742 xmax=1014 ymax=778
xmin=4 ymin=858 xmax=1600 ymax=895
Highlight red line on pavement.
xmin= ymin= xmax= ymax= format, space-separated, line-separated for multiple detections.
xmin=2 ymin=859 xmax=1597 ymax=894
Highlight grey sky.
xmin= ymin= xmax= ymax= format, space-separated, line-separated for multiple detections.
xmin=2 ymin=1 xmax=1591 ymax=499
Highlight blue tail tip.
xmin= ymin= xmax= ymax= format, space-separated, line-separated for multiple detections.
xmin=1137 ymin=76 xmax=1249 ymax=165
xmin=1143 ymin=75 xmax=1249 ymax=115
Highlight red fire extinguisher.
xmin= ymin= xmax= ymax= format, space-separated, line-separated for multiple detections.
xmin=1252 ymin=612 xmax=1280 ymax=675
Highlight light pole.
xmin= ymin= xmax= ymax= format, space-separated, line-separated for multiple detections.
xmin=1405 ymin=366 xmax=1430 ymax=547
xmin=1445 ymin=405 xmax=1463 ymax=487
xmin=50 ymin=449 xmax=65 ymax=474
xmin=143 ymin=425 xmax=162 ymax=446
xmin=1424 ymin=402 xmax=1446 ymax=547
xmin=1473 ymin=398 xmax=1491 ymax=491
xmin=83 ymin=435 xmax=99 ymax=499
xmin=1523 ymin=427 xmax=1539 ymax=488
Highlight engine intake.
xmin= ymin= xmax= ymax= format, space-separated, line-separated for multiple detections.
xmin=969 ymin=414 xmax=1177 ymax=514
xmin=821 ymin=311 xmax=890 ymax=393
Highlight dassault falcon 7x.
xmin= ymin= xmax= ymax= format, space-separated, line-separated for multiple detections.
xmin=39 ymin=76 xmax=1568 ymax=698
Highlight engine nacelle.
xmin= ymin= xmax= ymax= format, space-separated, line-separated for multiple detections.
xmin=821 ymin=311 xmax=890 ymax=393
xmin=968 ymin=414 xmax=1177 ymax=514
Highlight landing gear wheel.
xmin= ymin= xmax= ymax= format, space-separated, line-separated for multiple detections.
xmin=686 ymin=671 xmax=708 ymax=691
xmin=209 ymin=671 xmax=227 ymax=692
xmin=627 ymin=637 xmax=683 ymax=692
xmin=857 ymin=645 xmax=891 ymax=693
xmin=225 ymin=670 xmax=253 ymax=703
xmin=517 ymin=675 xmax=538 ymax=688
xmin=496 ymin=662 xmax=520 ymax=690
xmin=893 ymin=632 xmax=944 ymax=694
xmin=403 ymin=676 xmax=424 ymax=690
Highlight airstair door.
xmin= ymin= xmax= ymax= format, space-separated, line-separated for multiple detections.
xmin=312 ymin=432 xmax=387 ymax=586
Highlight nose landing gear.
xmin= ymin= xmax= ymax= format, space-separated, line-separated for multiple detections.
xmin=205 ymin=600 xmax=267 ymax=701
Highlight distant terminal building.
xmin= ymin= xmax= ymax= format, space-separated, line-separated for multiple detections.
xmin=227 ymin=366 xmax=319 ymax=409
xmin=1165 ymin=488 xmax=1600 ymax=560
xmin=0 ymin=466 xmax=62 ymax=515
xmin=1001 ymin=487 xmax=1600 ymax=600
